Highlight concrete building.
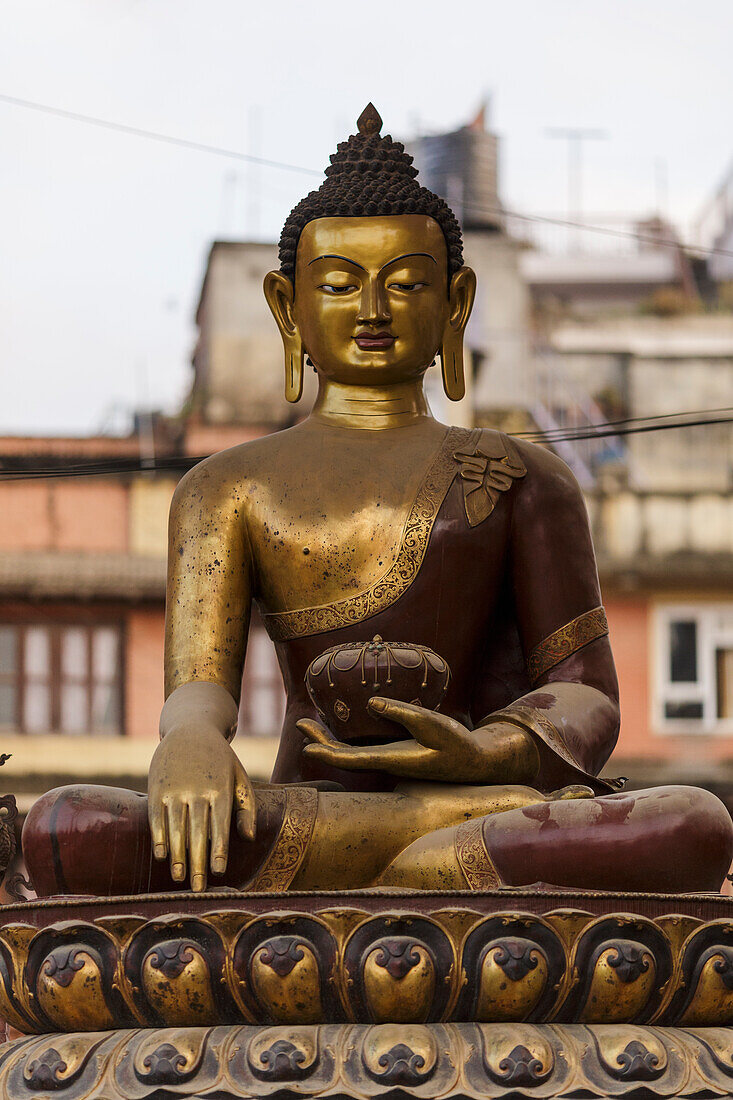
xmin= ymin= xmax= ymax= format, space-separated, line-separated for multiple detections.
xmin=694 ymin=159 xmax=733 ymax=284
xmin=192 ymin=241 xmax=315 ymax=428
xmin=0 ymin=431 xmax=280 ymax=827
xmin=409 ymin=111 xmax=532 ymax=423
xmin=520 ymin=217 xmax=695 ymax=318
xmin=545 ymin=316 xmax=733 ymax=791
xmin=1 ymin=108 xmax=731 ymax=891
xmin=410 ymin=109 xmax=733 ymax=802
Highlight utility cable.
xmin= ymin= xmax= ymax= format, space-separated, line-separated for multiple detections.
xmin=515 ymin=405 xmax=733 ymax=440
xmin=3 ymin=90 xmax=733 ymax=258
xmin=460 ymin=199 xmax=733 ymax=260
xmin=519 ymin=414 xmax=732 ymax=444
xmin=0 ymin=92 xmax=323 ymax=177
xmin=1 ymin=413 xmax=731 ymax=480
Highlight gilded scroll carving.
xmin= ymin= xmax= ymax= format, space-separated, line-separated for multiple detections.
xmin=1 ymin=905 xmax=733 ymax=1032
xmin=454 ymin=818 xmax=502 ymax=890
xmin=527 ymin=606 xmax=610 ymax=683
xmin=454 ymin=432 xmax=526 ymax=528
xmin=3 ymin=1023 xmax=733 ymax=1099
xmin=246 ymin=787 xmax=318 ymax=892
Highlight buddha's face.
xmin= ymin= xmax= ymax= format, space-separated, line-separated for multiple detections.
xmin=292 ymin=215 xmax=448 ymax=384
xmin=265 ymin=215 xmax=474 ymax=390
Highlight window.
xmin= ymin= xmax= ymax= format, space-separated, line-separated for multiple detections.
xmin=239 ymin=621 xmax=285 ymax=737
xmin=655 ymin=604 xmax=733 ymax=734
xmin=0 ymin=623 xmax=123 ymax=735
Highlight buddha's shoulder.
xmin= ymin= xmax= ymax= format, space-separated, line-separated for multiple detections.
xmin=499 ymin=433 xmax=586 ymax=510
xmin=172 ymin=425 xmax=302 ymax=501
xmin=474 ymin=428 xmax=582 ymax=497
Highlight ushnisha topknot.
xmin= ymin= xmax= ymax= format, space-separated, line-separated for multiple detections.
xmin=278 ymin=103 xmax=464 ymax=280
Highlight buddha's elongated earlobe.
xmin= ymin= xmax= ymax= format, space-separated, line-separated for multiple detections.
xmin=440 ymin=328 xmax=466 ymax=401
xmin=283 ymin=335 xmax=304 ymax=403
xmin=440 ymin=267 xmax=477 ymax=402
xmin=263 ymin=270 xmax=304 ymax=403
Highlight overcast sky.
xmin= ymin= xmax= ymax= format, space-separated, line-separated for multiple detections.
xmin=2 ymin=0 xmax=732 ymax=435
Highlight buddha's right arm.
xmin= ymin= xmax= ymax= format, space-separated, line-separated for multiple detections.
xmin=164 ymin=460 xmax=252 ymax=700
xmin=149 ymin=460 xmax=255 ymax=891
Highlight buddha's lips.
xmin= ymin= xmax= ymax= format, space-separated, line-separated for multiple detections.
xmin=354 ymin=332 xmax=395 ymax=350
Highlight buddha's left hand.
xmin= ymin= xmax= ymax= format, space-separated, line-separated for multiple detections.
xmin=297 ymin=698 xmax=540 ymax=784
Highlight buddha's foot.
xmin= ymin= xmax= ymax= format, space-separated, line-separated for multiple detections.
xmin=546 ymin=784 xmax=595 ymax=800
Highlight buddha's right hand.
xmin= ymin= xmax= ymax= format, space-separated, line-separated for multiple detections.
xmin=148 ymin=683 xmax=255 ymax=892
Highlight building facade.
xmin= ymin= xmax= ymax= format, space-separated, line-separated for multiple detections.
xmin=0 ymin=432 xmax=281 ymax=825
xmin=1 ymin=110 xmax=732 ymax=894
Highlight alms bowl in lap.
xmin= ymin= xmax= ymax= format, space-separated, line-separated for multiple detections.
xmin=305 ymin=636 xmax=450 ymax=744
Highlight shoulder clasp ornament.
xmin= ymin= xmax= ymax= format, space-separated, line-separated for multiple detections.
xmin=454 ymin=432 xmax=527 ymax=528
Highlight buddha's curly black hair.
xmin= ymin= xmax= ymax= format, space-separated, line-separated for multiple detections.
xmin=278 ymin=104 xmax=463 ymax=280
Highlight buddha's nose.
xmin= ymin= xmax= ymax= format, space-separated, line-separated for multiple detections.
xmin=357 ymin=280 xmax=391 ymax=326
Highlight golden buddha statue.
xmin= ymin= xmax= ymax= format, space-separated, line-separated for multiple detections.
xmin=23 ymin=105 xmax=733 ymax=899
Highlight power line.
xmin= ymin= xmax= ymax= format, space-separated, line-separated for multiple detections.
xmin=3 ymin=90 xmax=733 ymax=260
xmin=0 ymin=92 xmax=323 ymax=177
xmin=462 ymin=199 xmax=733 ymax=260
xmin=1 ymin=413 xmax=730 ymax=481
xmin=0 ymin=455 xmax=196 ymax=480
xmin=521 ymin=414 xmax=733 ymax=444
xmin=516 ymin=405 xmax=733 ymax=440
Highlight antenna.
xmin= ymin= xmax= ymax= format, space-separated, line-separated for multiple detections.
xmin=247 ymin=105 xmax=262 ymax=240
xmin=545 ymin=127 xmax=608 ymax=250
xmin=655 ymin=156 xmax=669 ymax=218
xmin=135 ymin=358 xmax=156 ymax=470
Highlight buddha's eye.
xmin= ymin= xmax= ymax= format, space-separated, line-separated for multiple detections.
xmin=387 ymin=282 xmax=427 ymax=292
xmin=318 ymin=284 xmax=357 ymax=295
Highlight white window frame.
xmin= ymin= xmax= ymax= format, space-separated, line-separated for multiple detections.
xmin=653 ymin=602 xmax=733 ymax=736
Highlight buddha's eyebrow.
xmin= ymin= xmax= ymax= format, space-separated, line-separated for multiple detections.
xmin=381 ymin=252 xmax=438 ymax=271
xmin=308 ymin=254 xmax=367 ymax=272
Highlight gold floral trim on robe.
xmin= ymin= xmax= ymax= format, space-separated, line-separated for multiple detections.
xmin=527 ymin=606 xmax=609 ymax=684
xmin=496 ymin=705 xmax=583 ymax=769
xmin=263 ymin=428 xmax=525 ymax=642
xmin=246 ymin=786 xmax=318 ymax=892
xmin=454 ymin=816 xmax=502 ymax=890
xmin=263 ymin=426 xmax=472 ymax=641
xmin=454 ymin=432 xmax=527 ymax=528
xmin=489 ymin=703 xmax=622 ymax=795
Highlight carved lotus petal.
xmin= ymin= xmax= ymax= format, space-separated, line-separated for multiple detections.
xmin=476 ymin=939 xmax=548 ymax=1022
xmin=593 ymin=1025 xmax=667 ymax=1081
xmin=364 ymin=938 xmax=436 ymax=1023
xmin=142 ymin=939 xmax=218 ymax=1026
xmin=362 ymin=1023 xmax=438 ymax=1084
xmin=250 ymin=937 xmax=323 ymax=1024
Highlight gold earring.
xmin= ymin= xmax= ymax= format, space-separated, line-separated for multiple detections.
xmin=283 ymin=335 xmax=304 ymax=403
xmin=440 ymin=328 xmax=466 ymax=401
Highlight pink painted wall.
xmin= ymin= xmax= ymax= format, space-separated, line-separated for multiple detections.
xmin=54 ymin=481 xmax=128 ymax=552
xmin=0 ymin=483 xmax=49 ymax=551
xmin=184 ymin=422 xmax=266 ymax=455
xmin=606 ymin=594 xmax=733 ymax=765
xmin=0 ymin=481 xmax=128 ymax=552
xmin=125 ymin=608 xmax=166 ymax=740
xmin=606 ymin=598 xmax=654 ymax=758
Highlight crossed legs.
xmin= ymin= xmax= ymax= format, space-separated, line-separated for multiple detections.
xmin=23 ymin=781 xmax=733 ymax=897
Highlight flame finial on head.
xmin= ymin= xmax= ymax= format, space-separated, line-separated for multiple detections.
xmin=357 ymin=103 xmax=383 ymax=137
xmin=277 ymin=105 xmax=464 ymax=280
